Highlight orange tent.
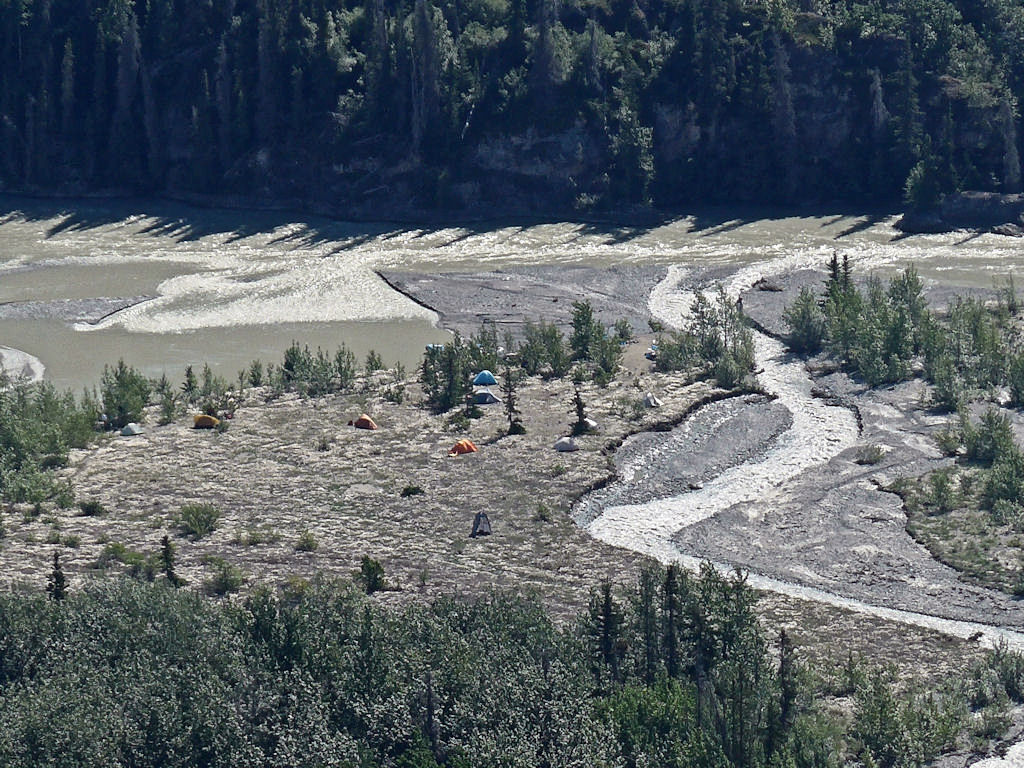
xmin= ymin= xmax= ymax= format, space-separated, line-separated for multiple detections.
xmin=193 ymin=414 xmax=220 ymax=429
xmin=352 ymin=414 xmax=378 ymax=430
xmin=448 ymin=439 xmax=478 ymax=456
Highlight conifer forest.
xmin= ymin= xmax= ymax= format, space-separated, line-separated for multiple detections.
xmin=1 ymin=0 xmax=1023 ymax=210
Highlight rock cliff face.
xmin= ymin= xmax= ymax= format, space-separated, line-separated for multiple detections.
xmin=375 ymin=34 xmax=1018 ymax=213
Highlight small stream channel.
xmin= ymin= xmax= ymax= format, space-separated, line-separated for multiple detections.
xmin=579 ymin=264 xmax=1024 ymax=656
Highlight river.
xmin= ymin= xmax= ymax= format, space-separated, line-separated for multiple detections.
xmin=2 ymin=196 xmax=1022 ymax=391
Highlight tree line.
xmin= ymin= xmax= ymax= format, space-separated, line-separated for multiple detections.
xmin=1 ymin=0 xmax=1022 ymax=210
xmin=0 ymin=563 xmax=1019 ymax=766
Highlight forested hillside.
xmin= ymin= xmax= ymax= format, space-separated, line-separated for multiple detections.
xmin=1 ymin=0 xmax=1022 ymax=212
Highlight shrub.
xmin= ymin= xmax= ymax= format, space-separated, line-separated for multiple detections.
xmin=247 ymin=359 xmax=264 ymax=387
xmin=570 ymin=300 xmax=601 ymax=361
xmin=295 ymin=530 xmax=318 ymax=552
xmin=383 ymin=362 xmax=406 ymax=404
xmin=928 ymin=469 xmax=958 ymax=514
xmin=1009 ymin=354 xmax=1024 ymax=409
xmin=985 ymin=447 xmax=1024 ymax=509
xmin=963 ymin=408 xmax=1015 ymax=467
xmin=364 ymin=349 xmax=384 ymax=374
xmin=78 ymin=499 xmax=107 ymax=517
xmin=400 ymin=485 xmax=424 ymax=497
xmin=421 ymin=333 xmax=473 ymax=412
xmin=95 ymin=541 xmax=147 ymax=570
xmin=358 ymin=555 xmax=386 ymax=594
xmin=101 ymin=360 xmax=151 ymax=430
xmin=854 ymin=445 xmax=887 ymax=465
xmin=177 ymin=503 xmax=221 ymax=539
xmin=158 ymin=389 xmax=177 ymax=425
xmin=204 ymin=558 xmax=245 ymax=596
xmin=335 ymin=344 xmax=357 ymax=390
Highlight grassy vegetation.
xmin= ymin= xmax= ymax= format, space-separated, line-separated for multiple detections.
xmin=176 ymin=503 xmax=221 ymax=540
xmin=901 ymin=409 xmax=1024 ymax=594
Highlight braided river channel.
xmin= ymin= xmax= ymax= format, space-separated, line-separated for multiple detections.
xmin=5 ymin=196 xmax=1024 ymax=698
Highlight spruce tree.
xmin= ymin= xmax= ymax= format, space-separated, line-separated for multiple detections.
xmin=46 ymin=550 xmax=67 ymax=602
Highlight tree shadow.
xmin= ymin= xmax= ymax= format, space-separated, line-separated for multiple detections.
xmin=833 ymin=212 xmax=889 ymax=240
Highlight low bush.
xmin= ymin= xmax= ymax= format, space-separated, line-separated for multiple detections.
xmin=204 ymin=558 xmax=245 ymax=596
xmin=78 ymin=499 xmax=107 ymax=517
xmin=177 ymin=503 xmax=221 ymax=539
xmin=358 ymin=555 xmax=386 ymax=594
xmin=295 ymin=530 xmax=318 ymax=552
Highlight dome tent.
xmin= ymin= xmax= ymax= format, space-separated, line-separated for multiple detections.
xmin=472 ymin=370 xmax=497 ymax=386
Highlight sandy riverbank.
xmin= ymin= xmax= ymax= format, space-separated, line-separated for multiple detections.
xmin=0 ymin=345 xmax=44 ymax=383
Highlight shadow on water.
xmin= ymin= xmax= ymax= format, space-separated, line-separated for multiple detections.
xmin=833 ymin=212 xmax=888 ymax=239
xmin=0 ymin=193 xmax=899 ymax=255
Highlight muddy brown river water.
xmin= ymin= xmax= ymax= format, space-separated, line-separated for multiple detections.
xmin=2 ymin=195 xmax=1022 ymax=390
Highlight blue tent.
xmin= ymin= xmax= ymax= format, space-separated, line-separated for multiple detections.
xmin=473 ymin=369 xmax=497 ymax=386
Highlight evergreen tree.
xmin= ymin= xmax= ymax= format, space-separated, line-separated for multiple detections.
xmin=46 ymin=550 xmax=67 ymax=602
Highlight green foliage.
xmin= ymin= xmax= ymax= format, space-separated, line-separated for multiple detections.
xmin=420 ymin=333 xmax=473 ymax=412
xmin=204 ymin=558 xmax=245 ymax=596
xmin=365 ymin=349 xmax=385 ymax=373
xmin=177 ymin=503 xmax=221 ymax=539
xmin=0 ymin=566 xmax=1016 ymax=766
xmin=247 ymin=359 xmax=264 ymax=387
xmin=928 ymin=468 xmax=958 ymax=514
xmin=45 ymin=550 xmax=67 ymax=602
xmin=358 ymin=555 xmax=387 ymax=594
xmin=0 ymin=382 xmax=97 ymax=503
xmin=295 ymin=529 xmax=319 ymax=552
xmin=1009 ymin=354 xmax=1024 ymax=409
xmin=790 ymin=260 xmax=1022 ymax=396
xmin=570 ymin=300 xmax=600 ymax=361
xmin=157 ymin=387 xmax=178 ymax=425
xmin=655 ymin=287 xmax=754 ymax=388
xmin=962 ymin=408 xmax=1015 ymax=467
xmin=1 ymin=0 xmax=1022 ymax=211
xmin=160 ymin=535 xmax=183 ymax=587
xmin=518 ymin=321 xmax=570 ymax=379
xmin=570 ymin=387 xmax=589 ymax=435
xmin=853 ymin=667 xmax=963 ymax=768
xmin=783 ymin=286 xmax=825 ymax=354
xmin=903 ymin=143 xmax=944 ymax=211
xmin=469 ymin=321 xmax=501 ymax=373
xmin=985 ymin=446 xmax=1024 ymax=510
xmin=181 ymin=365 xmax=198 ymax=404
xmin=335 ymin=345 xmax=358 ymax=390
xmin=78 ymin=499 xmax=107 ymax=517
xmin=500 ymin=362 xmax=524 ymax=434
xmin=383 ymin=362 xmax=407 ymax=404
xmin=100 ymin=360 xmax=151 ymax=430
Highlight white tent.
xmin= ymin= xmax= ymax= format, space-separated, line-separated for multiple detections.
xmin=470 ymin=388 xmax=500 ymax=405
